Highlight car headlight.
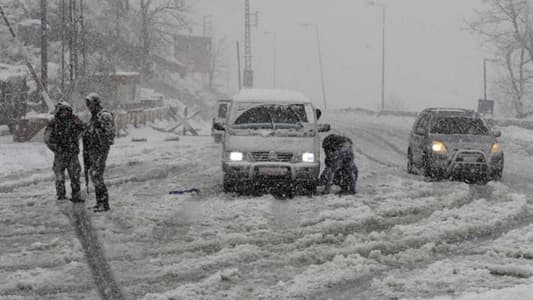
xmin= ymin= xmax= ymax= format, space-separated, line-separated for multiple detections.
xmin=491 ymin=143 xmax=502 ymax=154
xmin=431 ymin=141 xmax=447 ymax=154
xmin=229 ymin=152 xmax=244 ymax=161
xmin=302 ymin=152 xmax=315 ymax=163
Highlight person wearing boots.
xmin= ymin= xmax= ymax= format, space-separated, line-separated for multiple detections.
xmin=44 ymin=101 xmax=85 ymax=202
xmin=83 ymin=93 xmax=115 ymax=212
xmin=320 ymin=134 xmax=358 ymax=195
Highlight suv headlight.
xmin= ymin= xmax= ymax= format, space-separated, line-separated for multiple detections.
xmin=491 ymin=143 xmax=502 ymax=155
xmin=229 ymin=152 xmax=244 ymax=161
xmin=431 ymin=141 xmax=447 ymax=154
xmin=302 ymin=152 xmax=315 ymax=163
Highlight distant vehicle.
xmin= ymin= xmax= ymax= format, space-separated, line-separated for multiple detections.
xmin=212 ymin=99 xmax=231 ymax=143
xmin=0 ymin=74 xmax=28 ymax=134
xmin=214 ymin=89 xmax=330 ymax=195
xmin=407 ymin=108 xmax=504 ymax=183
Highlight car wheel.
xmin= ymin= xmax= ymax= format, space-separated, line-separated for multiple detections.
xmin=301 ymin=182 xmax=317 ymax=196
xmin=407 ymin=149 xmax=415 ymax=174
xmin=223 ymin=180 xmax=232 ymax=193
xmin=423 ymin=152 xmax=432 ymax=178
xmin=8 ymin=123 xmax=16 ymax=135
xmin=223 ymin=173 xmax=234 ymax=193
xmin=492 ymin=169 xmax=503 ymax=181
xmin=423 ymin=153 xmax=441 ymax=180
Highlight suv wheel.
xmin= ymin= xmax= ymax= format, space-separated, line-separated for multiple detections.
xmin=492 ymin=169 xmax=503 ymax=181
xmin=223 ymin=174 xmax=233 ymax=193
xmin=407 ymin=149 xmax=415 ymax=174
xmin=423 ymin=152 xmax=434 ymax=179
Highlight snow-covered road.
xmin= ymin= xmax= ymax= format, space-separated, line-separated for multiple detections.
xmin=2 ymin=112 xmax=533 ymax=300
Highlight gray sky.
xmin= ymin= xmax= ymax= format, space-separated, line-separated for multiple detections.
xmin=189 ymin=0 xmax=489 ymax=111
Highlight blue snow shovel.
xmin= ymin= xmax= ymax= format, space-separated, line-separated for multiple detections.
xmin=169 ymin=188 xmax=200 ymax=195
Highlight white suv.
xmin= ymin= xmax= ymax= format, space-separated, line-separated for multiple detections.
xmin=214 ymin=89 xmax=330 ymax=195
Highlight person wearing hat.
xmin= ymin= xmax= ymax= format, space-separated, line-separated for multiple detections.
xmin=44 ymin=101 xmax=85 ymax=202
xmin=82 ymin=93 xmax=115 ymax=212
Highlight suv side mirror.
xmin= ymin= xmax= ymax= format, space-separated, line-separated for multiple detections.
xmin=318 ymin=123 xmax=331 ymax=132
xmin=316 ymin=109 xmax=322 ymax=121
xmin=415 ymin=127 xmax=426 ymax=136
xmin=492 ymin=130 xmax=502 ymax=137
xmin=213 ymin=122 xmax=225 ymax=131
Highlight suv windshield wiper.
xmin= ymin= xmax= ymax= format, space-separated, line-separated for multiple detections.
xmin=267 ymin=111 xmax=275 ymax=130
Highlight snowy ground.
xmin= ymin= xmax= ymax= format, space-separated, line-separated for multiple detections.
xmin=2 ymin=111 xmax=533 ymax=299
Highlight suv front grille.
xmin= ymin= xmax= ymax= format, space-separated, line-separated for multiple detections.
xmin=251 ymin=152 xmax=293 ymax=162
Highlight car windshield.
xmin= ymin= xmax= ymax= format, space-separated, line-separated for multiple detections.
xmin=430 ymin=117 xmax=489 ymax=135
xmin=230 ymin=103 xmax=311 ymax=130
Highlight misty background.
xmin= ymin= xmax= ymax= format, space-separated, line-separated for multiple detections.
xmin=191 ymin=0 xmax=489 ymax=111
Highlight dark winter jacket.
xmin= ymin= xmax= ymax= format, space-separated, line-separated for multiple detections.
xmin=322 ymin=134 xmax=353 ymax=166
xmin=44 ymin=102 xmax=84 ymax=155
xmin=82 ymin=95 xmax=115 ymax=155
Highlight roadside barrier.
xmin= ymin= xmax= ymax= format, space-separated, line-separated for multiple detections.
xmin=114 ymin=106 xmax=172 ymax=136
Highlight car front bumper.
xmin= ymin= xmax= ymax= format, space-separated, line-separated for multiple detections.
xmin=223 ymin=161 xmax=320 ymax=184
xmin=430 ymin=150 xmax=503 ymax=179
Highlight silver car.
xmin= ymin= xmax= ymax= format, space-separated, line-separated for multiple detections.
xmin=407 ymin=108 xmax=504 ymax=183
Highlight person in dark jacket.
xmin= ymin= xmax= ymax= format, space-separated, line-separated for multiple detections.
xmin=83 ymin=93 xmax=115 ymax=212
xmin=44 ymin=101 xmax=84 ymax=202
xmin=320 ymin=134 xmax=358 ymax=195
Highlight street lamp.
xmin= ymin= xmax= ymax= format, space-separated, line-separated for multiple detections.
xmin=483 ymin=58 xmax=499 ymax=101
xmin=368 ymin=1 xmax=387 ymax=112
xmin=301 ymin=23 xmax=328 ymax=110
xmin=264 ymin=31 xmax=277 ymax=88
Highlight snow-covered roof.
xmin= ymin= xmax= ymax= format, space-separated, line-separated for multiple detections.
xmin=0 ymin=64 xmax=26 ymax=82
xmin=233 ymin=89 xmax=312 ymax=104
xmin=17 ymin=19 xmax=51 ymax=29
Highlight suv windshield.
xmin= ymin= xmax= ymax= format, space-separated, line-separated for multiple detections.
xmin=430 ymin=117 xmax=489 ymax=135
xmin=231 ymin=103 xmax=311 ymax=130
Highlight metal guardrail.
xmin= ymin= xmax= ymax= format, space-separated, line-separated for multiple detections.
xmin=339 ymin=108 xmax=533 ymax=130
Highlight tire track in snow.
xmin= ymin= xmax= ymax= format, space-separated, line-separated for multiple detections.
xmin=316 ymin=115 xmax=533 ymax=298
xmin=61 ymin=203 xmax=126 ymax=300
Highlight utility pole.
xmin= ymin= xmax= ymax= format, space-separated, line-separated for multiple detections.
xmin=243 ymin=0 xmax=258 ymax=88
xmin=203 ymin=15 xmax=213 ymax=37
xmin=483 ymin=58 xmax=499 ymax=100
xmin=80 ymin=0 xmax=86 ymax=77
xmin=237 ymin=41 xmax=242 ymax=90
xmin=60 ymin=0 xmax=65 ymax=92
xmin=40 ymin=0 xmax=47 ymax=91
xmin=368 ymin=1 xmax=386 ymax=111
xmin=302 ymin=23 xmax=327 ymax=110
xmin=264 ymin=31 xmax=277 ymax=88
xmin=380 ymin=6 xmax=386 ymax=111
xmin=483 ymin=59 xmax=487 ymax=101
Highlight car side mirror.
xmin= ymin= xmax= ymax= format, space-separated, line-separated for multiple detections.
xmin=316 ymin=108 xmax=322 ymax=121
xmin=213 ymin=122 xmax=225 ymax=131
xmin=318 ymin=123 xmax=331 ymax=133
xmin=492 ymin=130 xmax=502 ymax=137
xmin=415 ymin=127 xmax=426 ymax=136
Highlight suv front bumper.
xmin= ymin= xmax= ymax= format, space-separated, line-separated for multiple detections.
xmin=430 ymin=150 xmax=503 ymax=179
xmin=223 ymin=161 xmax=320 ymax=184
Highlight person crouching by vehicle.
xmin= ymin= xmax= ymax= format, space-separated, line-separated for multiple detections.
xmin=320 ymin=134 xmax=358 ymax=195
xmin=44 ymin=101 xmax=85 ymax=202
xmin=83 ymin=93 xmax=115 ymax=213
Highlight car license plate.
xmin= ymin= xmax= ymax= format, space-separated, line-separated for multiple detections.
xmin=258 ymin=167 xmax=288 ymax=176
